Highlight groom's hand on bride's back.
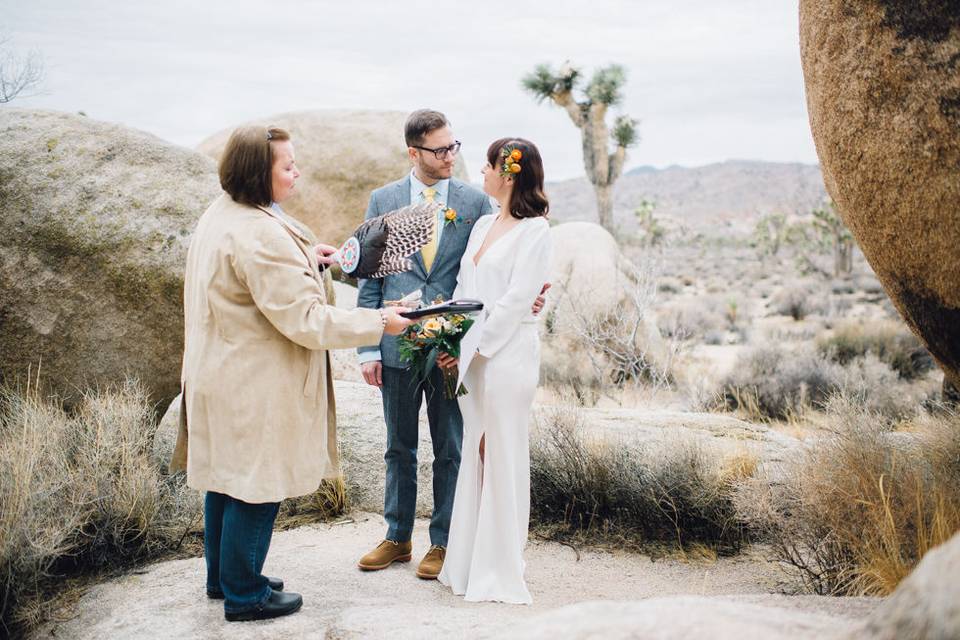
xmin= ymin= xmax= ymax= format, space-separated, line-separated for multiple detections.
xmin=531 ymin=282 xmax=551 ymax=315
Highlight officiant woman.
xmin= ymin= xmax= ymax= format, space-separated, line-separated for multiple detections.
xmin=169 ymin=125 xmax=411 ymax=622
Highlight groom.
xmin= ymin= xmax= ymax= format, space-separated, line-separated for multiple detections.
xmin=356 ymin=109 xmax=544 ymax=579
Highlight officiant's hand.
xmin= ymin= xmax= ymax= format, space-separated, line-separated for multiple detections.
xmin=531 ymin=282 xmax=551 ymax=315
xmin=381 ymin=307 xmax=413 ymax=336
xmin=437 ymin=352 xmax=459 ymax=370
xmin=314 ymin=243 xmax=338 ymax=266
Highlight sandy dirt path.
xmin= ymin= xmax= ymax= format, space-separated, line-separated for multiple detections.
xmin=34 ymin=513 xmax=878 ymax=639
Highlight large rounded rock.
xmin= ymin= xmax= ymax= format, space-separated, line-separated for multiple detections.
xmin=197 ymin=110 xmax=469 ymax=246
xmin=0 ymin=109 xmax=220 ymax=408
xmin=854 ymin=530 xmax=960 ymax=639
xmin=487 ymin=597 xmax=865 ymax=640
xmin=799 ymin=2 xmax=960 ymax=396
xmin=542 ymin=222 xmax=670 ymax=392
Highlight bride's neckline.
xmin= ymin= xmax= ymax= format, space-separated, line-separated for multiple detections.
xmin=472 ymin=215 xmax=523 ymax=267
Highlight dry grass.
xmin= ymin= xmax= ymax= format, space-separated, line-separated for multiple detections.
xmin=734 ymin=394 xmax=960 ymax=595
xmin=0 ymin=380 xmax=198 ymax=637
xmin=529 ymin=405 xmax=753 ymax=554
xmin=277 ymin=477 xmax=350 ymax=530
xmin=0 ymin=380 xmax=353 ymax=636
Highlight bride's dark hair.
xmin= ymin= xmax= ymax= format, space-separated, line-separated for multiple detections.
xmin=486 ymin=138 xmax=549 ymax=219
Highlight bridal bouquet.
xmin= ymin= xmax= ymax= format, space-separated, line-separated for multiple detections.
xmin=397 ymin=297 xmax=475 ymax=399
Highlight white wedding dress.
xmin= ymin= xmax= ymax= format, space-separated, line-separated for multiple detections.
xmin=438 ymin=213 xmax=552 ymax=604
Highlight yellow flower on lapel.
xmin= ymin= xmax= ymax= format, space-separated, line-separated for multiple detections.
xmin=443 ymin=206 xmax=462 ymax=227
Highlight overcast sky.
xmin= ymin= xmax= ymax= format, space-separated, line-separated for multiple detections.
xmin=2 ymin=0 xmax=816 ymax=181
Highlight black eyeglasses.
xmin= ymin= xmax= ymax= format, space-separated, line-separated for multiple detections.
xmin=412 ymin=141 xmax=461 ymax=160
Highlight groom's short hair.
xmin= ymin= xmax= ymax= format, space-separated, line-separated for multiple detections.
xmin=405 ymin=109 xmax=450 ymax=147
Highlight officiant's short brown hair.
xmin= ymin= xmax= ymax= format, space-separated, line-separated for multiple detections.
xmin=219 ymin=125 xmax=290 ymax=207
xmin=487 ymin=137 xmax=550 ymax=220
xmin=405 ymin=109 xmax=450 ymax=147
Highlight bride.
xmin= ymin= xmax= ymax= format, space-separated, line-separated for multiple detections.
xmin=436 ymin=137 xmax=552 ymax=604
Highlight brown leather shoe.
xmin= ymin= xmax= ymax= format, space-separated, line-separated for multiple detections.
xmin=357 ymin=539 xmax=413 ymax=571
xmin=415 ymin=545 xmax=445 ymax=580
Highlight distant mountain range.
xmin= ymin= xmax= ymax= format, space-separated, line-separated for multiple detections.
xmin=544 ymin=160 xmax=828 ymax=234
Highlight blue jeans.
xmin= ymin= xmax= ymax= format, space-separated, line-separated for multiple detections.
xmin=204 ymin=491 xmax=280 ymax=613
xmin=381 ymin=364 xmax=463 ymax=546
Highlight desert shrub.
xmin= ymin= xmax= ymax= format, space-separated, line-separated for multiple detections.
xmin=718 ymin=343 xmax=844 ymax=420
xmin=0 ymin=381 xmax=198 ymax=637
xmin=817 ymin=320 xmax=934 ymax=380
xmin=657 ymin=276 xmax=683 ymax=294
xmin=544 ymin=259 xmax=678 ymax=404
xmin=703 ymin=330 xmax=725 ymax=346
xmin=572 ymin=306 xmax=676 ymax=388
xmin=771 ymin=281 xmax=830 ymax=320
xmin=836 ymin=354 xmax=939 ymax=421
xmin=734 ymin=395 xmax=960 ymax=596
xmin=657 ymin=295 xmax=726 ymax=340
xmin=529 ymin=406 xmax=751 ymax=553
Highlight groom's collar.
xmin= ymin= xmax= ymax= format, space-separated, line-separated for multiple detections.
xmin=409 ymin=169 xmax=450 ymax=202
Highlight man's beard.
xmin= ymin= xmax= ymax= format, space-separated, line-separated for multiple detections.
xmin=420 ymin=162 xmax=453 ymax=181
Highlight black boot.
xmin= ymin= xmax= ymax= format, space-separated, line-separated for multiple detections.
xmin=224 ymin=590 xmax=303 ymax=622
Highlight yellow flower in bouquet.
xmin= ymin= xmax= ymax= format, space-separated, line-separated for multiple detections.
xmin=421 ymin=317 xmax=442 ymax=338
xmin=397 ymin=300 xmax=475 ymax=399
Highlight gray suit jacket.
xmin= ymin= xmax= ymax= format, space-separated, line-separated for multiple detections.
xmin=357 ymin=175 xmax=493 ymax=368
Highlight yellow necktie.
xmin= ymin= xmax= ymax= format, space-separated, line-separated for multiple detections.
xmin=420 ymin=187 xmax=439 ymax=271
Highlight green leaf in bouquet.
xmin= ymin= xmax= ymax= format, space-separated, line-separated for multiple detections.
xmin=422 ymin=346 xmax=439 ymax=383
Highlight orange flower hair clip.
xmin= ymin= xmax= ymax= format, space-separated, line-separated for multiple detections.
xmin=500 ymin=146 xmax=523 ymax=178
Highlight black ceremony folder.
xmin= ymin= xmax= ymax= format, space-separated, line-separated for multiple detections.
xmin=399 ymin=299 xmax=484 ymax=320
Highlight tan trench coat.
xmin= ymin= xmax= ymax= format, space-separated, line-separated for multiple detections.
xmin=170 ymin=194 xmax=383 ymax=504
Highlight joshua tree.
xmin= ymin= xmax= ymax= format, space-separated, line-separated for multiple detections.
xmin=752 ymin=213 xmax=788 ymax=258
xmin=780 ymin=200 xmax=855 ymax=278
xmin=634 ymin=198 xmax=666 ymax=247
xmin=522 ymin=62 xmax=638 ymax=232
xmin=812 ymin=200 xmax=854 ymax=278
xmin=0 ymin=38 xmax=43 ymax=104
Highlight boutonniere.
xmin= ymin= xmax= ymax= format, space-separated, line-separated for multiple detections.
xmin=443 ymin=206 xmax=465 ymax=228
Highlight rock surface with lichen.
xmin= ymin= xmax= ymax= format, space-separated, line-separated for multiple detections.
xmin=799 ymin=1 xmax=960 ymax=399
xmin=0 ymin=109 xmax=220 ymax=408
xmin=196 ymin=109 xmax=469 ymax=248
